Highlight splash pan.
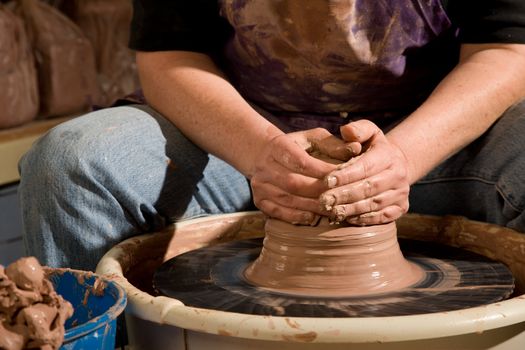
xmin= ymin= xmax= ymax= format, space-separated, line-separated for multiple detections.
xmin=97 ymin=213 xmax=525 ymax=349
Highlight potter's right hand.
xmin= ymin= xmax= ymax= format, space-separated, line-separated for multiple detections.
xmin=250 ymin=128 xmax=353 ymax=225
xmin=319 ymin=120 xmax=411 ymax=225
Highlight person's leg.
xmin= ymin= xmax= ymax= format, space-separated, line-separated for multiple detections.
xmin=18 ymin=105 xmax=254 ymax=270
xmin=409 ymin=100 xmax=525 ymax=232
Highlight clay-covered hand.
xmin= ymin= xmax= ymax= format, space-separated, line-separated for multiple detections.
xmin=320 ymin=120 xmax=410 ymax=225
xmin=250 ymin=128 xmax=354 ymax=225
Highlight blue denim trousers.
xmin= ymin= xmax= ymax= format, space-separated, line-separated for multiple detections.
xmin=18 ymin=101 xmax=525 ymax=270
xmin=409 ymin=100 xmax=525 ymax=232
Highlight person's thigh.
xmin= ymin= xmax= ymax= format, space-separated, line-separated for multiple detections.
xmin=409 ymin=100 xmax=525 ymax=232
xmin=18 ymin=105 xmax=254 ymax=270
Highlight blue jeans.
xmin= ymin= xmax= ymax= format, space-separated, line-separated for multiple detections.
xmin=18 ymin=102 xmax=525 ymax=270
xmin=409 ymin=100 xmax=525 ymax=232
xmin=18 ymin=105 xmax=255 ymax=270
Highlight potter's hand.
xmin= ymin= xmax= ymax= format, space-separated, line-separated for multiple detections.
xmin=251 ymin=128 xmax=353 ymax=225
xmin=320 ymin=120 xmax=410 ymax=225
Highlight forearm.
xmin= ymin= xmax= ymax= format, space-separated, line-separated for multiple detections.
xmin=136 ymin=50 xmax=283 ymax=177
xmin=387 ymin=43 xmax=525 ymax=184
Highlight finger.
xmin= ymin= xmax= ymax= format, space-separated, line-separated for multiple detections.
xmin=253 ymin=160 xmax=328 ymax=198
xmin=346 ymin=204 xmax=408 ymax=226
xmin=308 ymin=132 xmax=355 ymax=161
xmin=272 ymin=135 xmax=337 ymax=178
xmin=329 ymin=188 xmax=409 ymax=222
xmin=252 ymin=181 xmax=328 ymax=215
xmin=257 ymin=199 xmax=319 ymax=225
xmin=324 ymin=140 xmax=392 ymax=189
xmin=320 ymin=168 xmax=407 ymax=209
xmin=339 ymin=119 xmax=383 ymax=144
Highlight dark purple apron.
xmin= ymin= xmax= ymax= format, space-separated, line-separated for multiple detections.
xmin=218 ymin=0 xmax=459 ymax=133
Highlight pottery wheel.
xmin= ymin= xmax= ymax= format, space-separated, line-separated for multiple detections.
xmin=153 ymin=238 xmax=514 ymax=317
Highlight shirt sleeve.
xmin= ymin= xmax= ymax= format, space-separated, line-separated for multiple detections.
xmin=445 ymin=0 xmax=525 ymax=44
xmin=129 ymin=0 xmax=232 ymax=53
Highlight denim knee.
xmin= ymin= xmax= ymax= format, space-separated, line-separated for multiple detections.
xmin=17 ymin=106 xmax=167 ymax=268
xmin=17 ymin=118 xmax=104 ymax=268
xmin=19 ymin=124 xmax=83 ymax=201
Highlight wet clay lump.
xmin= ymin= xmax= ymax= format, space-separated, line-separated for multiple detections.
xmin=0 ymin=257 xmax=73 ymax=350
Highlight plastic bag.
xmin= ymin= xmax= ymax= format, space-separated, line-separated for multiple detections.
xmin=61 ymin=0 xmax=139 ymax=107
xmin=14 ymin=0 xmax=100 ymax=117
xmin=0 ymin=4 xmax=38 ymax=129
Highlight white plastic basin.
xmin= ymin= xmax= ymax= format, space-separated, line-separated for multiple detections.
xmin=97 ymin=212 xmax=525 ymax=350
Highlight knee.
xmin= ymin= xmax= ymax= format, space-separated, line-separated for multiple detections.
xmin=19 ymin=108 xmax=140 ymax=202
xmin=20 ymin=121 xmax=90 ymax=187
xmin=19 ymin=106 xmax=151 ymax=188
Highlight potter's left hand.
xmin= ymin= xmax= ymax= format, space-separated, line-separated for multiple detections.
xmin=319 ymin=120 xmax=410 ymax=225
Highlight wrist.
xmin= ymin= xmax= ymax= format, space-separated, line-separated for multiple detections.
xmin=386 ymin=135 xmax=417 ymax=185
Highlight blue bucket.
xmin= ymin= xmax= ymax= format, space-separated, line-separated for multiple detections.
xmin=47 ymin=269 xmax=127 ymax=350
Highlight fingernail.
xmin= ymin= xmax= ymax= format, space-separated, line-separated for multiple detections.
xmin=320 ymin=193 xmax=336 ymax=210
xmin=325 ymin=175 xmax=337 ymax=188
xmin=301 ymin=212 xmax=314 ymax=225
xmin=333 ymin=205 xmax=347 ymax=222
xmin=347 ymin=216 xmax=367 ymax=227
xmin=309 ymin=214 xmax=321 ymax=226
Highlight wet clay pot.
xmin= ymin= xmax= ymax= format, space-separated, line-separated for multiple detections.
xmin=97 ymin=212 xmax=525 ymax=350
xmin=244 ymin=219 xmax=422 ymax=297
